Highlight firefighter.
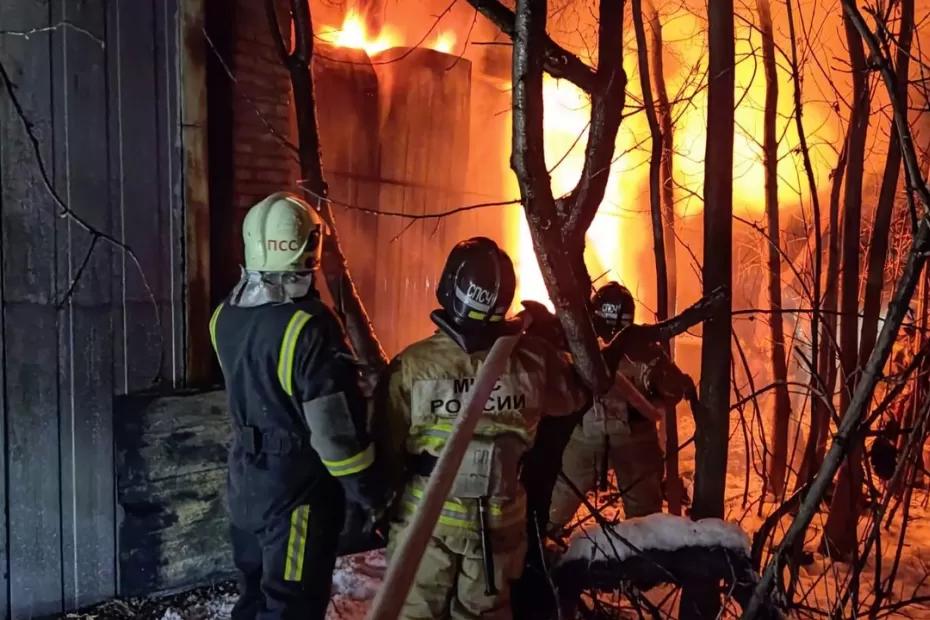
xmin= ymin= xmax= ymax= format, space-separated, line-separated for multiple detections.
xmin=377 ymin=237 xmax=588 ymax=619
xmin=548 ymin=282 xmax=689 ymax=532
xmin=210 ymin=192 xmax=385 ymax=620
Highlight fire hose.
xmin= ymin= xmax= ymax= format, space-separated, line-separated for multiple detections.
xmin=366 ymin=316 xmax=532 ymax=620
xmin=366 ymin=315 xmax=662 ymax=619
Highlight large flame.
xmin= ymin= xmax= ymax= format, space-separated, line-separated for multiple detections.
xmin=318 ymin=3 xmax=843 ymax=320
xmin=432 ymin=31 xmax=457 ymax=54
xmin=512 ymin=77 xmax=642 ymax=310
xmin=317 ymin=9 xmax=400 ymax=55
xmin=319 ymin=8 xmax=457 ymax=55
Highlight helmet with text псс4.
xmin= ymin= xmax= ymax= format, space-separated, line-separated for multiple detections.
xmin=436 ymin=237 xmax=516 ymax=327
xmin=242 ymin=192 xmax=322 ymax=272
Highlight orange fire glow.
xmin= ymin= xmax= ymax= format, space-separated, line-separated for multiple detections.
xmin=318 ymin=9 xmax=400 ymax=55
xmin=432 ymin=31 xmax=457 ymax=54
xmin=511 ymin=77 xmax=645 ymax=310
xmin=320 ymin=10 xmax=459 ymax=56
xmin=318 ymin=3 xmax=844 ymax=320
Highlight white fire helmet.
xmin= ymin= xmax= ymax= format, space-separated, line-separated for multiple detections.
xmin=242 ymin=192 xmax=322 ymax=272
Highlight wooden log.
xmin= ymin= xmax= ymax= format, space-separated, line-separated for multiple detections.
xmin=119 ymin=469 xmax=232 ymax=595
xmin=182 ymin=0 xmax=214 ymax=385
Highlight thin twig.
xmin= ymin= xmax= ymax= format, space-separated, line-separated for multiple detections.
xmin=298 ymin=181 xmax=521 ymax=219
xmin=0 ymin=20 xmax=104 ymax=47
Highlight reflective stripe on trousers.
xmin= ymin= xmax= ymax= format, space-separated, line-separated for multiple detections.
xmin=284 ymin=504 xmax=310 ymax=581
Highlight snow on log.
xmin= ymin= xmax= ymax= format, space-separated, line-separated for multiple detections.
xmin=551 ymin=515 xmax=779 ymax=618
xmin=559 ymin=513 xmax=750 ymax=565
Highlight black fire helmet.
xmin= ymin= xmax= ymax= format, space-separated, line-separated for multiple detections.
xmin=591 ymin=281 xmax=635 ymax=340
xmin=436 ymin=237 xmax=516 ymax=327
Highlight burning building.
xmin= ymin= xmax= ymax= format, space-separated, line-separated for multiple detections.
xmin=0 ymin=0 xmax=928 ymax=616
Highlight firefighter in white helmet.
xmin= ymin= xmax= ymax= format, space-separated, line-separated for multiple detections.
xmin=375 ymin=237 xmax=588 ymax=619
xmin=210 ymin=192 xmax=385 ymax=620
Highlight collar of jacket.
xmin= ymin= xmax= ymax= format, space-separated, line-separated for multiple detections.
xmin=430 ymin=309 xmax=522 ymax=354
xmin=229 ymin=268 xmax=315 ymax=307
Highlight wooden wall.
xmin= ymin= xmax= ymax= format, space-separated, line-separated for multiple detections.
xmin=116 ymin=391 xmax=232 ymax=597
xmin=0 ymin=0 xmax=184 ymax=615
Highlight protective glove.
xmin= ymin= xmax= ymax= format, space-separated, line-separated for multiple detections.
xmin=518 ymin=300 xmax=568 ymax=350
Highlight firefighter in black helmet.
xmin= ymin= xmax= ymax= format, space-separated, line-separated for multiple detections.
xmin=376 ymin=237 xmax=587 ymax=619
xmin=548 ymin=281 xmax=689 ymax=532
xmin=210 ymin=193 xmax=385 ymax=620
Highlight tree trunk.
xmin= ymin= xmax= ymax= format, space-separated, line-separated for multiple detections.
xmin=632 ymin=0 xmax=682 ymax=516
xmin=648 ymin=0 xmax=676 ymax=320
xmin=265 ymin=0 xmax=388 ymax=377
xmin=647 ymin=0 xmax=681 ymax=513
xmin=796 ymin=139 xmax=848 ymax=489
xmin=510 ymin=0 xmax=625 ymax=396
xmin=757 ymin=0 xmax=792 ymax=500
xmin=859 ymin=0 xmax=914 ymax=364
xmin=784 ymin=0 xmax=827 ymax=492
xmin=692 ymin=0 xmax=734 ymax=522
xmin=821 ymin=7 xmax=872 ymax=559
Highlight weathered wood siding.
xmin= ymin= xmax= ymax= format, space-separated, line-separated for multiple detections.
xmin=0 ymin=0 xmax=184 ymax=616
xmin=116 ymin=391 xmax=232 ymax=596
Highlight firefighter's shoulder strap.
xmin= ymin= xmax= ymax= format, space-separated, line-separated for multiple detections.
xmin=277 ymin=309 xmax=314 ymax=397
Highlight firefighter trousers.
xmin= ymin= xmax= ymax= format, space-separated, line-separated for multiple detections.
xmin=548 ymin=420 xmax=663 ymax=531
xmin=230 ymin=501 xmax=343 ymax=620
xmin=387 ymin=521 xmax=527 ymax=619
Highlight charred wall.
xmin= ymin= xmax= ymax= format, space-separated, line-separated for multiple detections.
xmin=0 ymin=0 xmax=185 ymax=616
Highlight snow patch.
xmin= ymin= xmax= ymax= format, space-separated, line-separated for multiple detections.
xmin=560 ymin=513 xmax=750 ymax=565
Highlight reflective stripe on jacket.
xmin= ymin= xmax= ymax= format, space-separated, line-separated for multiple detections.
xmin=379 ymin=329 xmax=587 ymax=538
xmin=211 ymin=294 xmax=374 ymax=481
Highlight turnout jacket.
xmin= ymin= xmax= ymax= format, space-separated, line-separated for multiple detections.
xmin=210 ymin=292 xmax=379 ymax=528
xmin=379 ymin=329 xmax=587 ymax=539
xmin=577 ymin=337 xmax=691 ymax=443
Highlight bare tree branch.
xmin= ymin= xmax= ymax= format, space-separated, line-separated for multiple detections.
xmin=559 ymin=0 xmax=626 ymax=243
xmin=467 ymin=0 xmax=598 ymax=92
xmin=267 ymin=0 xmax=388 ymax=374
xmin=745 ymin=0 xmax=930 ymax=608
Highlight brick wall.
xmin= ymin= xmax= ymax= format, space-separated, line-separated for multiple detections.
xmin=230 ymin=1 xmax=298 ymax=216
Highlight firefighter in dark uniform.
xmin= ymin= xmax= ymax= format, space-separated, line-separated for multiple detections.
xmin=210 ymin=192 xmax=384 ymax=620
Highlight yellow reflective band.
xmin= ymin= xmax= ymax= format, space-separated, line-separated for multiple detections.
xmin=322 ymin=444 xmax=375 ymax=477
xmin=466 ymin=310 xmax=504 ymax=322
xmin=402 ymin=501 xmax=477 ymax=530
xmin=405 ymin=484 xmax=525 ymax=528
xmin=411 ymin=436 xmax=447 ymax=452
xmin=284 ymin=505 xmax=310 ymax=582
xmin=209 ymin=305 xmax=223 ymax=352
xmin=277 ymin=311 xmax=313 ymax=396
